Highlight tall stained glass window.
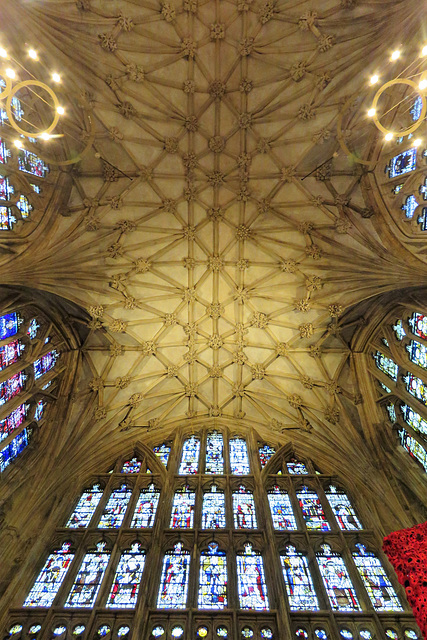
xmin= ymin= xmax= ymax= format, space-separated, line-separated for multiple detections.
xmin=205 ymin=430 xmax=224 ymax=474
xmin=23 ymin=542 xmax=75 ymax=607
xmin=0 ymin=428 xmax=32 ymax=471
xmin=98 ymin=485 xmax=132 ymax=528
xmin=393 ymin=319 xmax=406 ymax=341
xmin=407 ymin=340 xmax=427 ymax=370
xmin=387 ymin=148 xmax=417 ymax=177
xmin=352 ymin=544 xmax=402 ymax=611
xmin=0 ymin=403 xmax=28 ymax=442
xmin=316 ymin=544 xmax=360 ymax=611
xmin=0 ymin=371 xmax=25 ymax=405
xmin=287 ymin=458 xmax=308 ymax=474
xmin=229 ymin=437 xmax=250 ymax=474
xmin=179 ymin=436 xmax=200 ymax=474
xmin=65 ymin=542 xmax=110 ymax=608
xmin=296 ymin=486 xmax=330 ymax=531
xmin=66 ymin=484 xmax=104 ymax=528
xmin=398 ymin=429 xmax=427 ymax=471
xmin=106 ymin=543 xmax=146 ymax=608
xmin=259 ymin=444 xmax=275 ymax=468
xmin=170 ymin=485 xmax=195 ymax=528
xmin=34 ymin=350 xmax=59 ymax=379
xmin=121 ymin=457 xmax=142 ymax=474
xmin=325 ymin=486 xmax=362 ymax=530
xmin=409 ymin=312 xmax=427 ymax=339
xmin=198 ymin=542 xmax=227 ymax=609
xmin=18 ymin=148 xmax=48 ymax=178
xmin=131 ymin=484 xmax=160 ymax=528
xmin=401 ymin=404 xmax=427 ymax=437
xmin=280 ymin=545 xmax=319 ymax=610
xmin=404 ymin=373 xmax=427 ymax=405
xmin=0 ymin=312 xmax=21 ymax=340
xmin=268 ymin=486 xmax=298 ymax=530
xmin=201 ymin=485 xmax=226 ymax=529
xmin=233 ymin=486 xmax=257 ymax=529
xmin=153 ymin=443 xmax=170 ymax=467
xmin=157 ymin=542 xmax=190 ymax=609
xmin=0 ymin=339 xmax=24 ymax=370
xmin=373 ymin=352 xmax=398 ymax=381
xmin=236 ymin=543 xmax=269 ymax=610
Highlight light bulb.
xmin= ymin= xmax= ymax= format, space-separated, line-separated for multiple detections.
xmin=413 ymin=138 xmax=422 ymax=147
xmin=56 ymin=106 xmax=65 ymax=115
xmin=40 ymin=132 xmax=51 ymax=141
xmin=384 ymin=133 xmax=393 ymax=142
xmin=391 ymin=50 xmax=400 ymax=61
xmin=422 ymin=45 xmax=427 ymax=56
xmin=370 ymin=74 xmax=379 ymax=85
xmin=0 ymin=48 xmax=8 ymax=59
xmin=14 ymin=139 xmax=23 ymax=148
xmin=28 ymin=49 xmax=38 ymax=60
xmin=52 ymin=73 xmax=61 ymax=83
xmin=5 ymin=68 xmax=15 ymax=79
xmin=367 ymin=108 xmax=376 ymax=117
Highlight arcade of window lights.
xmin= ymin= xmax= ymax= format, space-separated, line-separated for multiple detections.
xmin=7 ymin=430 xmax=420 ymax=640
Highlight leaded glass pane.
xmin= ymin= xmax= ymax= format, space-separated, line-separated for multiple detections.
xmin=353 ymin=544 xmax=402 ymax=611
xmin=259 ymin=444 xmax=275 ymax=468
xmin=34 ymin=350 xmax=59 ymax=379
xmin=393 ymin=319 xmax=406 ymax=341
xmin=407 ymin=340 xmax=427 ymax=369
xmin=0 ymin=427 xmax=31 ymax=471
xmin=121 ymin=457 xmax=142 ymax=474
xmin=0 ymin=371 xmax=26 ymax=405
xmin=325 ymin=486 xmax=363 ymax=530
xmin=178 ymin=436 xmax=200 ymax=474
xmin=296 ymin=486 xmax=330 ymax=531
xmin=387 ymin=404 xmax=397 ymax=422
xmin=280 ymin=545 xmax=319 ymax=610
xmin=267 ymin=485 xmax=297 ymax=530
xmin=409 ymin=312 xmax=427 ymax=340
xmin=236 ymin=543 xmax=269 ymax=610
xmin=27 ymin=318 xmax=40 ymax=340
xmin=229 ymin=437 xmax=250 ymax=474
xmin=0 ymin=312 xmax=21 ymax=340
xmin=18 ymin=148 xmax=48 ymax=178
xmin=404 ymin=373 xmax=427 ymax=405
xmin=373 ymin=352 xmax=398 ymax=381
xmin=65 ymin=543 xmax=110 ymax=608
xmin=130 ymin=484 xmax=160 ymax=528
xmin=387 ymin=148 xmax=417 ymax=177
xmin=205 ymin=431 xmax=224 ymax=474
xmin=398 ymin=428 xmax=427 ymax=471
xmin=157 ymin=542 xmax=190 ymax=609
xmin=153 ymin=444 xmax=170 ymax=467
xmin=401 ymin=404 xmax=427 ymax=437
xmin=233 ymin=486 xmax=257 ymax=529
xmin=98 ymin=485 xmax=132 ymax=528
xmin=0 ymin=339 xmax=24 ymax=370
xmin=0 ymin=402 xmax=28 ymax=442
xmin=202 ymin=485 xmax=226 ymax=529
xmin=66 ymin=484 xmax=103 ymax=528
xmin=23 ymin=542 xmax=74 ymax=607
xmin=106 ymin=542 xmax=146 ymax=608
xmin=287 ymin=458 xmax=308 ymax=474
xmin=316 ymin=544 xmax=361 ymax=611
xmin=170 ymin=485 xmax=195 ymax=528
xmin=198 ymin=542 xmax=227 ymax=609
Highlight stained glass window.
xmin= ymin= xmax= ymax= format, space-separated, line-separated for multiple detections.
xmin=387 ymin=148 xmax=417 ymax=178
xmin=409 ymin=312 xmax=427 ymax=340
xmin=65 ymin=542 xmax=110 ymax=608
xmin=106 ymin=542 xmax=146 ymax=608
xmin=387 ymin=403 xmax=397 ymax=422
xmin=0 ymin=402 xmax=28 ymax=442
xmin=402 ymin=195 xmax=419 ymax=219
xmin=157 ymin=542 xmax=190 ymax=609
xmin=352 ymin=543 xmax=402 ymax=611
xmin=130 ymin=484 xmax=160 ymax=528
xmin=153 ymin=443 xmax=170 ymax=467
xmin=0 ymin=174 xmax=14 ymax=201
xmin=0 ymin=339 xmax=24 ymax=370
xmin=393 ymin=319 xmax=406 ymax=341
xmin=398 ymin=428 xmax=427 ymax=472
xmin=280 ymin=545 xmax=319 ymax=610
xmin=18 ymin=149 xmax=48 ymax=178
xmin=201 ymin=485 xmax=226 ymax=529
xmin=296 ymin=486 xmax=330 ymax=531
xmin=170 ymin=485 xmax=195 ymax=528
xmin=23 ymin=542 xmax=75 ymax=607
xmin=0 ymin=137 xmax=10 ymax=164
xmin=121 ymin=457 xmax=142 ymax=474
xmin=287 ymin=458 xmax=308 ymax=474
xmin=205 ymin=430 xmax=224 ymax=474
xmin=35 ymin=399 xmax=45 ymax=421
xmin=17 ymin=195 xmax=32 ymax=218
xmin=316 ymin=544 xmax=361 ymax=611
xmin=407 ymin=340 xmax=427 ymax=369
xmin=27 ymin=318 xmax=40 ymax=340
xmin=404 ymin=373 xmax=427 ymax=405
xmin=267 ymin=485 xmax=298 ymax=530
xmin=0 ymin=207 xmax=17 ymax=231
xmin=98 ymin=485 xmax=132 ymax=528
xmin=325 ymin=486 xmax=363 ymax=530
xmin=178 ymin=436 xmax=200 ymax=474
xmin=411 ymin=95 xmax=423 ymax=121
xmin=233 ymin=486 xmax=257 ymax=529
xmin=0 ymin=426 xmax=32 ymax=471
xmin=66 ymin=484 xmax=104 ymax=528
xmin=259 ymin=444 xmax=275 ymax=467
xmin=34 ymin=350 xmax=59 ymax=379
xmin=236 ymin=543 xmax=269 ymax=610
xmin=198 ymin=542 xmax=227 ymax=609
xmin=0 ymin=312 xmax=21 ymax=340
xmin=0 ymin=371 xmax=26 ymax=406
xmin=373 ymin=352 xmax=398 ymax=381
xmin=229 ymin=437 xmax=250 ymax=474
xmin=401 ymin=404 xmax=427 ymax=437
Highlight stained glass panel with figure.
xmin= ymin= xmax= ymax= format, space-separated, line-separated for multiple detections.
xmin=373 ymin=352 xmax=398 ymax=381
xmin=267 ymin=486 xmax=298 ymax=530
xmin=23 ymin=542 xmax=75 ymax=607
xmin=170 ymin=485 xmax=195 ymax=528
xmin=0 ymin=207 xmax=16 ymax=231
xmin=0 ymin=402 xmax=28 ymax=442
xmin=296 ymin=486 xmax=330 ymax=531
xmin=34 ymin=350 xmax=59 ymax=379
xmin=280 ymin=545 xmax=319 ymax=610
xmin=153 ymin=444 xmax=170 ymax=467
xmin=98 ymin=485 xmax=132 ymax=528
xmin=157 ymin=542 xmax=190 ymax=609
xmin=409 ymin=313 xmax=427 ymax=340
xmin=233 ymin=486 xmax=257 ymax=529
xmin=198 ymin=542 xmax=227 ymax=609
xmin=387 ymin=148 xmax=417 ymax=178
xmin=121 ymin=457 xmax=142 ymax=474
xmin=287 ymin=458 xmax=308 ymax=474
xmin=0 ymin=174 xmax=13 ymax=201
xmin=178 ymin=436 xmax=200 ymax=474
xmin=0 ymin=427 xmax=32 ymax=471
xmin=404 ymin=373 xmax=427 ymax=405
xmin=17 ymin=149 xmax=48 ymax=178
xmin=66 ymin=484 xmax=104 ymax=528
xmin=393 ymin=319 xmax=406 ymax=341
xmin=407 ymin=341 xmax=427 ymax=370
xmin=0 ymin=312 xmax=21 ymax=340
xmin=259 ymin=444 xmax=275 ymax=468
xmin=0 ymin=339 xmax=24 ymax=370
xmin=0 ymin=137 xmax=9 ymax=164
xmin=229 ymin=437 xmax=250 ymax=474
xmin=352 ymin=544 xmax=402 ymax=611
xmin=401 ymin=404 xmax=427 ymax=437
xmin=27 ymin=318 xmax=40 ymax=340
xmin=398 ymin=428 xmax=427 ymax=471
xmin=236 ymin=543 xmax=269 ymax=610
xmin=65 ymin=542 xmax=110 ymax=608
xmin=106 ymin=542 xmax=146 ymax=608
xmin=0 ymin=371 xmax=26 ymax=406
xmin=201 ymin=485 xmax=226 ymax=529
xmin=205 ymin=431 xmax=224 ymax=474
xmin=130 ymin=484 xmax=160 ymax=528
xmin=316 ymin=544 xmax=361 ymax=611
xmin=325 ymin=486 xmax=363 ymax=530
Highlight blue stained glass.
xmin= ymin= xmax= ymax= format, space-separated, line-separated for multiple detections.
xmin=280 ymin=544 xmax=319 ymax=610
xmin=387 ymin=404 xmax=397 ymax=423
xmin=23 ymin=542 xmax=74 ymax=607
xmin=98 ymin=485 xmax=132 ymax=528
xmin=398 ymin=428 xmax=427 ymax=472
xmin=393 ymin=319 xmax=406 ymax=340
xmin=373 ymin=352 xmax=398 ymax=381
xmin=411 ymin=96 xmax=423 ymax=121
xmin=268 ymin=485 xmax=298 ymax=530
xmin=353 ymin=543 xmax=402 ymax=611
xmin=287 ymin=458 xmax=308 ymax=474
xmin=401 ymin=404 xmax=427 ymax=436
xmin=18 ymin=149 xmax=48 ymax=178
xmin=157 ymin=542 xmax=190 ymax=609
xmin=404 ymin=373 xmax=427 ymax=405
xmin=198 ymin=542 xmax=228 ymax=609
xmin=153 ymin=443 xmax=170 ymax=467
xmin=360 ymin=632 xmax=372 ymax=640
xmin=0 ymin=371 xmax=26 ymax=406
xmin=325 ymin=485 xmax=363 ymax=530
xmin=0 ymin=427 xmax=31 ymax=471
xmin=178 ymin=436 xmax=200 ymax=474
xmin=259 ymin=444 xmax=275 ymax=467
xmin=229 ymin=437 xmax=250 ymax=474
xmin=170 ymin=485 xmax=195 ymax=528
xmin=27 ymin=318 xmax=40 ymax=340
xmin=233 ymin=486 xmax=257 ymax=529
xmin=340 ymin=631 xmax=353 ymax=640
xmin=296 ymin=486 xmax=330 ymax=531
xmin=0 ymin=402 xmax=28 ymax=442
xmin=0 ymin=339 xmax=24 ymax=370
xmin=387 ymin=148 xmax=417 ymax=178
xmin=418 ymin=208 xmax=427 ymax=231
xmin=34 ymin=350 xmax=59 ymax=379
xmin=121 ymin=457 xmax=141 ymax=473
xmin=131 ymin=484 xmax=160 ymax=528
xmin=402 ymin=195 xmax=419 ymax=218
xmin=205 ymin=431 xmax=224 ymax=474
xmin=66 ymin=483 xmax=103 ymax=528
xmin=106 ymin=542 xmax=146 ymax=608
xmin=314 ymin=631 xmax=328 ymax=640
xmin=316 ymin=544 xmax=361 ymax=611
xmin=407 ymin=340 xmax=427 ymax=369
xmin=0 ymin=312 xmax=21 ymax=340
xmin=236 ymin=543 xmax=269 ymax=610
xmin=202 ymin=485 xmax=226 ymax=528
xmin=409 ymin=312 xmax=427 ymax=340
xmin=65 ymin=542 xmax=110 ymax=608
